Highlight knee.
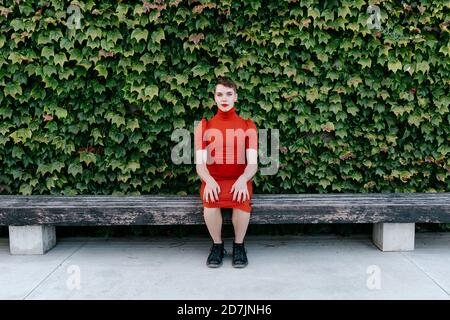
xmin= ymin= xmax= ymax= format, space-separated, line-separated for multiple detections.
xmin=204 ymin=207 xmax=221 ymax=215
xmin=232 ymin=208 xmax=251 ymax=215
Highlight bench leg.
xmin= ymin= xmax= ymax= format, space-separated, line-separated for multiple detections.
xmin=372 ymin=223 xmax=415 ymax=251
xmin=9 ymin=226 xmax=56 ymax=255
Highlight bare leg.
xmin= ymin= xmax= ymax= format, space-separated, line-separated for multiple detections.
xmin=232 ymin=208 xmax=251 ymax=243
xmin=204 ymin=207 xmax=222 ymax=243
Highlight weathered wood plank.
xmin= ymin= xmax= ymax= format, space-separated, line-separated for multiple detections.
xmin=0 ymin=193 xmax=449 ymax=225
xmin=1 ymin=194 xmax=449 ymax=207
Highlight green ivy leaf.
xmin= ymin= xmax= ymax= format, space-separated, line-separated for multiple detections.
xmin=43 ymin=65 xmax=57 ymax=77
xmin=416 ymin=61 xmax=430 ymax=74
xmin=127 ymin=161 xmax=141 ymax=172
xmin=59 ymin=38 xmax=74 ymax=50
xmin=50 ymin=161 xmax=65 ymax=173
xmin=358 ymin=57 xmax=372 ymax=68
xmin=437 ymin=144 xmax=450 ymax=156
xmin=271 ymin=36 xmax=284 ymax=47
xmin=173 ymin=118 xmax=185 ymax=129
xmin=306 ymin=87 xmax=319 ymax=102
xmin=131 ymin=28 xmax=149 ymax=43
xmin=0 ymin=34 xmax=6 ymax=48
xmin=387 ymin=60 xmax=402 ymax=73
xmin=347 ymin=76 xmax=363 ymax=88
xmin=37 ymin=33 xmax=52 ymax=45
xmin=58 ymin=68 xmax=74 ymax=80
xmin=153 ymin=53 xmax=165 ymax=65
xmin=187 ymin=97 xmax=200 ymax=109
xmin=144 ymin=85 xmax=159 ymax=101
xmin=19 ymin=184 xmax=32 ymax=195
xmin=116 ymin=3 xmax=129 ymax=18
xmin=86 ymin=26 xmax=102 ymax=40
xmin=195 ymin=16 xmax=210 ymax=29
xmin=41 ymin=46 xmax=55 ymax=58
xmin=4 ymin=83 xmax=22 ymax=98
xmin=162 ymin=91 xmax=177 ymax=105
xmin=79 ymin=152 xmax=97 ymax=166
xmin=140 ymin=53 xmax=153 ymax=66
xmin=9 ymin=128 xmax=32 ymax=143
xmin=191 ymin=64 xmax=210 ymax=77
xmin=8 ymin=52 xmax=24 ymax=64
xmin=131 ymin=62 xmax=146 ymax=74
xmin=10 ymin=19 xmax=26 ymax=31
xmin=77 ymin=59 xmax=92 ymax=70
xmin=53 ymin=53 xmax=67 ymax=67
xmin=174 ymin=74 xmax=189 ymax=86
xmin=107 ymin=29 xmax=123 ymax=44
xmin=52 ymin=108 xmax=66 ymax=119
xmin=126 ymin=119 xmax=140 ymax=132
xmin=338 ymin=6 xmax=351 ymax=18
xmin=111 ymin=114 xmax=126 ymax=127
xmin=318 ymin=179 xmax=331 ymax=189
xmin=307 ymin=7 xmax=320 ymax=19
xmin=148 ymin=10 xmax=160 ymax=23
xmin=321 ymin=122 xmax=335 ymax=132
xmin=258 ymin=101 xmax=273 ymax=112
xmin=95 ymin=64 xmax=108 ymax=78
xmin=214 ymin=65 xmax=229 ymax=77
xmin=151 ymin=29 xmax=165 ymax=44
xmin=173 ymin=103 xmax=185 ymax=115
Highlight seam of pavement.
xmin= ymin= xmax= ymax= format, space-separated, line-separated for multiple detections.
xmin=400 ymin=251 xmax=450 ymax=297
xmin=21 ymin=239 xmax=89 ymax=300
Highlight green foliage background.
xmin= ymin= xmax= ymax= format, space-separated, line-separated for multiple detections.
xmin=0 ymin=0 xmax=449 ymax=196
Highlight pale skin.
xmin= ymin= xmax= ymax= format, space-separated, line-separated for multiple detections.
xmin=195 ymin=84 xmax=258 ymax=244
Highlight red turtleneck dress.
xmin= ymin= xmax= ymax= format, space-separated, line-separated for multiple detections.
xmin=195 ymin=106 xmax=258 ymax=213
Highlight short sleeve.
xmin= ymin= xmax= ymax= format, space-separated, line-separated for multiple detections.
xmin=194 ymin=118 xmax=207 ymax=151
xmin=245 ymin=119 xmax=258 ymax=150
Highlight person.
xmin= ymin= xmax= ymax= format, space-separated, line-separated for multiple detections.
xmin=194 ymin=76 xmax=258 ymax=268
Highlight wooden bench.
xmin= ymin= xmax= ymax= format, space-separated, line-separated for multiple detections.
xmin=1 ymin=193 xmax=449 ymax=254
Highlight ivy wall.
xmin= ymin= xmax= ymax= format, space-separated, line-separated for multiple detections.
xmin=0 ymin=0 xmax=448 ymax=195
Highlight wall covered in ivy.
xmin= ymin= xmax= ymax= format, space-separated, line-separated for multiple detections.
xmin=0 ymin=0 xmax=448 ymax=195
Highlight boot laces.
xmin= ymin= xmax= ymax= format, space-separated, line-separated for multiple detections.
xmin=209 ymin=244 xmax=225 ymax=261
xmin=233 ymin=244 xmax=247 ymax=262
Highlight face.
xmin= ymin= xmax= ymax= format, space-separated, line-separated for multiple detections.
xmin=214 ymin=84 xmax=238 ymax=112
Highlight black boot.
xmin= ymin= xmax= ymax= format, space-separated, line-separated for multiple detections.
xmin=206 ymin=242 xmax=226 ymax=268
xmin=232 ymin=242 xmax=248 ymax=268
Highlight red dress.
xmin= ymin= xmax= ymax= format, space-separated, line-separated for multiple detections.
xmin=195 ymin=106 xmax=258 ymax=213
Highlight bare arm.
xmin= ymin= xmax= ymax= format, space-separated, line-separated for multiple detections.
xmin=240 ymin=149 xmax=258 ymax=181
xmin=196 ymin=164 xmax=213 ymax=184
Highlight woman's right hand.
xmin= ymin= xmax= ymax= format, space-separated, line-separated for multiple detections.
xmin=203 ymin=177 xmax=221 ymax=203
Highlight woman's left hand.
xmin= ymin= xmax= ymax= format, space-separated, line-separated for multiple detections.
xmin=230 ymin=175 xmax=249 ymax=203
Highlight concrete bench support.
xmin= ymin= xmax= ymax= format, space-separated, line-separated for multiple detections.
xmin=9 ymin=225 xmax=56 ymax=255
xmin=372 ymin=223 xmax=415 ymax=251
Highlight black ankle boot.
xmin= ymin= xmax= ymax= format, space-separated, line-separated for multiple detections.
xmin=206 ymin=242 xmax=226 ymax=268
xmin=232 ymin=242 xmax=248 ymax=268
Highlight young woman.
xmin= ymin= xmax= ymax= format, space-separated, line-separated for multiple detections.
xmin=195 ymin=77 xmax=258 ymax=268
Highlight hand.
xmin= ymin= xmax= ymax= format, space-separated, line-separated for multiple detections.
xmin=230 ymin=175 xmax=249 ymax=203
xmin=203 ymin=177 xmax=221 ymax=203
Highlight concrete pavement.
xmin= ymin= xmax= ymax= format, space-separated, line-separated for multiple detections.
xmin=0 ymin=233 xmax=449 ymax=300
